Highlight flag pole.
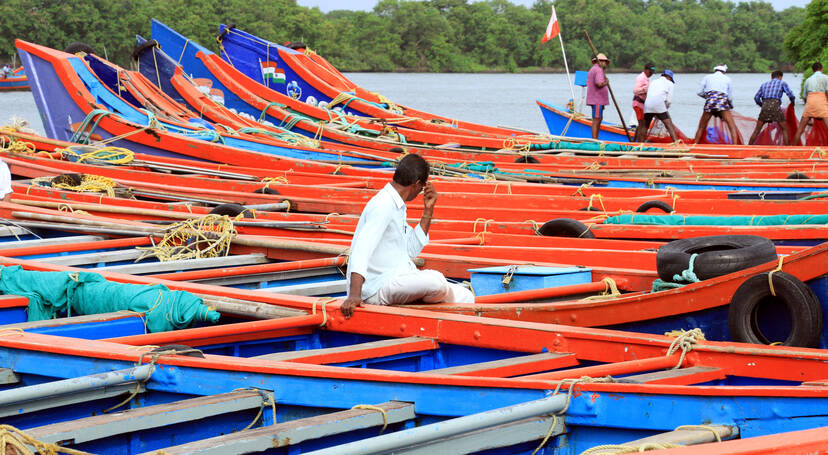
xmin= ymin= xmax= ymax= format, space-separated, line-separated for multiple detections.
xmin=557 ymin=27 xmax=576 ymax=112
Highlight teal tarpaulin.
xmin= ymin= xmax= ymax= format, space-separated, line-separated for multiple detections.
xmin=0 ymin=265 xmax=220 ymax=332
xmin=604 ymin=214 xmax=828 ymax=226
xmin=529 ymin=141 xmax=661 ymax=152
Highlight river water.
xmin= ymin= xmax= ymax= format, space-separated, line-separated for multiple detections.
xmin=0 ymin=72 xmax=803 ymax=139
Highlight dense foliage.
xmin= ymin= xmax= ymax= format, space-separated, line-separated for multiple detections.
xmin=783 ymin=0 xmax=827 ymax=77
xmin=0 ymin=0 xmax=807 ymax=73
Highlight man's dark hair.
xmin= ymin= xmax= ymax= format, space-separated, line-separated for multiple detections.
xmin=644 ymin=62 xmax=655 ymax=71
xmin=771 ymin=70 xmax=783 ymax=79
xmin=813 ymin=62 xmax=823 ymax=72
xmin=393 ymin=154 xmax=430 ymax=186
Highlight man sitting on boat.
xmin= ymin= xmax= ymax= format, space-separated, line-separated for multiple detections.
xmin=586 ymin=53 xmax=611 ymax=139
xmin=748 ymin=70 xmax=796 ymax=146
xmin=693 ymin=64 xmax=740 ymax=144
xmin=792 ymin=62 xmax=828 ymax=146
xmin=0 ymin=64 xmax=10 ymax=79
xmin=341 ymin=154 xmax=474 ymax=318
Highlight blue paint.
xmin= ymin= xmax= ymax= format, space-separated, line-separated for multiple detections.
xmin=537 ymin=100 xmax=630 ymax=142
xmin=469 ymin=265 xmax=592 ymax=296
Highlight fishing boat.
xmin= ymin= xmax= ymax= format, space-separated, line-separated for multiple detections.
xmin=0 ymin=66 xmax=28 ymax=91
xmin=4 ymin=253 xmax=828 ymax=453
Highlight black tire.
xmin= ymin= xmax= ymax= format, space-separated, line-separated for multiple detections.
xmin=636 ymin=200 xmax=674 ymax=213
xmin=657 ymin=235 xmax=777 ymax=282
xmin=578 ymin=206 xmax=601 ymax=212
xmin=217 ymin=24 xmax=235 ymax=42
xmin=787 ymin=172 xmax=810 ymax=180
xmin=51 ymin=173 xmax=84 ymax=186
xmin=514 ymin=155 xmax=540 ymax=164
xmin=64 ymin=42 xmax=95 ymax=55
xmin=132 ymin=39 xmax=159 ymax=61
xmin=150 ymin=344 xmax=205 ymax=358
xmin=208 ymin=203 xmax=253 ymax=218
xmin=254 ymin=186 xmax=280 ymax=195
xmin=538 ymin=218 xmax=595 ymax=238
xmin=286 ymin=41 xmax=306 ymax=50
xmin=728 ymin=271 xmax=822 ymax=347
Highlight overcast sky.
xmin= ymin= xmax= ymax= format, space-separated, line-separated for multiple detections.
xmin=296 ymin=0 xmax=811 ymax=12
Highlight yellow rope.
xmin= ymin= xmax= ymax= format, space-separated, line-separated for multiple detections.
xmin=351 ymin=405 xmax=389 ymax=434
xmin=587 ymin=194 xmax=606 ymax=212
xmin=136 ymin=214 xmax=236 ymax=262
xmin=580 ymin=278 xmax=621 ymax=301
xmin=579 ymin=442 xmax=678 ymax=454
xmin=313 ymin=297 xmax=336 ymax=326
xmin=524 ymin=219 xmax=541 ymax=235
xmin=665 ymin=328 xmax=705 ymax=369
xmin=673 ymin=425 xmax=722 ymax=443
xmin=767 ymin=255 xmax=784 ymax=297
xmin=49 ymin=174 xmax=118 ymax=197
xmin=492 ymin=182 xmax=512 ymax=195
xmin=261 ymin=176 xmax=289 ymax=188
xmin=0 ymin=328 xmax=25 ymax=337
xmin=571 ymin=183 xmax=593 ymax=197
xmin=0 ymin=425 xmax=94 ymax=454
xmin=472 ymin=218 xmax=494 ymax=234
xmin=62 ymin=146 xmax=135 ymax=164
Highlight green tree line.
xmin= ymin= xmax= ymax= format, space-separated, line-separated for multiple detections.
xmin=0 ymin=0 xmax=812 ymax=73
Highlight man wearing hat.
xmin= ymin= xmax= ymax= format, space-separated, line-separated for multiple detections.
xmin=632 ymin=62 xmax=656 ymax=126
xmin=693 ymin=64 xmax=739 ymax=144
xmin=586 ymin=53 xmax=610 ymax=139
xmin=635 ymin=70 xmax=678 ymax=142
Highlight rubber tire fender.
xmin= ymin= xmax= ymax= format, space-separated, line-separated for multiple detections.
xmin=728 ymin=271 xmax=822 ymax=347
xmin=787 ymin=172 xmax=810 ymax=179
xmin=64 ymin=42 xmax=95 ymax=55
xmin=538 ymin=218 xmax=595 ymax=238
xmin=636 ymin=200 xmax=673 ymax=213
xmin=217 ymin=23 xmax=235 ymax=42
xmin=132 ymin=39 xmax=159 ymax=61
xmin=514 ymin=155 xmax=540 ymax=164
xmin=656 ymin=235 xmax=777 ymax=282
xmin=208 ymin=203 xmax=253 ymax=218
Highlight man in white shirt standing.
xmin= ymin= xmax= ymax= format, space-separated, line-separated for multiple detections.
xmin=693 ymin=64 xmax=739 ymax=144
xmin=341 ymin=154 xmax=474 ymax=318
xmin=634 ymin=70 xmax=678 ymax=142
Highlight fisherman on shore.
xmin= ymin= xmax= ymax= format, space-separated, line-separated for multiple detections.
xmin=748 ymin=70 xmax=796 ymax=145
xmin=341 ymin=154 xmax=474 ymax=318
xmin=792 ymin=62 xmax=828 ymax=146
xmin=632 ymin=62 xmax=656 ymax=127
xmin=635 ymin=70 xmax=678 ymax=142
xmin=586 ymin=53 xmax=610 ymax=139
xmin=0 ymin=63 xmax=10 ymax=79
xmin=693 ymin=64 xmax=740 ymax=144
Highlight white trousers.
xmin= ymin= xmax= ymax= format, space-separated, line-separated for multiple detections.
xmin=365 ymin=269 xmax=475 ymax=306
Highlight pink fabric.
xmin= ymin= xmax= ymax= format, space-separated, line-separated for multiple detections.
xmin=586 ymin=63 xmax=609 ymax=106
xmin=633 ymin=71 xmax=649 ymax=111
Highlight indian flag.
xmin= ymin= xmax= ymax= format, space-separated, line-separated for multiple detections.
xmin=261 ymin=61 xmax=285 ymax=84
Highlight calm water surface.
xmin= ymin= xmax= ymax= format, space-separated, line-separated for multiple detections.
xmin=0 ymin=72 xmax=803 ymax=139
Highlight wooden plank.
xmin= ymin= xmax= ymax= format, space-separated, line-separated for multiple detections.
xmin=257 ymin=279 xmax=347 ymax=296
xmin=28 ymin=390 xmax=264 ymax=445
xmin=99 ymin=254 xmax=269 ymax=274
xmin=196 ymin=295 xmax=307 ymax=319
xmin=428 ymin=352 xmax=579 ymax=378
xmin=0 ymin=383 xmax=144 ymax=418
xmin=34 ymin=248 xmax=144 ymax=266
xmin=148 ymin=401 xmax=414 ymax=455
xmin=255 ymin=337 xmax=438 ymax=365
xmin=0 ymin=312 xmax=141 ymax=331
xmin=0 ymin=368 xmax=20 ymax=385
xmin=193 ymin=266 xmax=339 ymax=287
xmin=616 ymin=366 xmax=725 ymax=385
xmin=0 ymin=235 xmax=104 ymax=251
xmin=0 ymin=225 xmax=28 ymax=238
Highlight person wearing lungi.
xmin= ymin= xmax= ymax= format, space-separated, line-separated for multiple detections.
xmin=693 ymin=64 xmax=740 ymax=144
xmin=341 ymin=154 xmax=474 ymax=318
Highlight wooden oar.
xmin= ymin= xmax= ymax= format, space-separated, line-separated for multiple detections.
xmin=583 ymin=30 xmax=632 ymax=142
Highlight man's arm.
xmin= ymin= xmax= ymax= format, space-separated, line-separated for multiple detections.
xmin=754 ymin=86 xmax=762 ymax=107
xmin=341 ymin=273 xmax=364 ymax=318
xmin=782 ymin=82 xmax=796 ymax=104
xmin=418 ymin=181 xmax=437 ymax=234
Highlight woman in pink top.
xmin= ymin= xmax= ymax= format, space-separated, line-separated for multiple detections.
xmin=586 ymin=53 xmax=610 ymax=139
xmin=633 ymin=63 xmax=655 ymax=122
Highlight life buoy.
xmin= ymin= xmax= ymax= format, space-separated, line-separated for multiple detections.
xmin=208 ymin=203 xmax=253 ymax=218
xmin=728 ymin=271 xmax=822 ymax=347
xmin=656 ymin=235 xmax=777 ymax=282
xmin=636 ymin=200 xmax=673 ymax=213
xmin=537 ymin=218 xmax=595 ymax=238
xmin=131 ymin=39 xmax=159 ymax=61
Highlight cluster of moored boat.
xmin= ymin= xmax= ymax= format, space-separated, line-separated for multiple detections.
xmin=0 ymin=19 xmax=827 ymax=454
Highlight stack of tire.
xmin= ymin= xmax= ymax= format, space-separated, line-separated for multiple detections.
xmin=657 ymin=235 xmax=822 ymax=348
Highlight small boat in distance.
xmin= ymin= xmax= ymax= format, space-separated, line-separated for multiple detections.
xmin=0 ymin=66 xmax=29 ymax=91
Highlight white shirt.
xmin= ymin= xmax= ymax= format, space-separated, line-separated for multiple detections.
xmin=697 ymin=71 xmax=733 ymax=100
xmin=0 ymin=160 xmax=11 ymax=199
xmin=644 ymin=76 xmax=674 ymax=114
xmin=347 ymin=183 xmax=428 ymax=300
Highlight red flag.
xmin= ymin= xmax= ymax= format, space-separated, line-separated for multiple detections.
xmin=541 ymin=7 xmax=560 ymax=43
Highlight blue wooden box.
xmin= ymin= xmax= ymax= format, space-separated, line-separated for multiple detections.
xmin=468 ymin=266 xmax=593 ymax=296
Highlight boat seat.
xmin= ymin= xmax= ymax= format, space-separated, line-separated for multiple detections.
xmin=428 ymin=352 xmax=579 ymax=378
xmin=616 ymin=366 xmax=725 ymax=385
xmin=27 ymin=390 xmax=266 ymax=446
xmin=254 ymin=336 xmax=438 ymax=365
xmin=149 ymin=401 xmax=414 ymax=455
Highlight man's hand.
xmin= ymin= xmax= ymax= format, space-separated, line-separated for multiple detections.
xmin=422 ymin=181 xmax=437 ymax=211
xmin=341 ymin=295 xmax=363 ymax=319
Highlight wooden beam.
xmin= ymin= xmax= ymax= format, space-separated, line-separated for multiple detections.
xmin=616 ymin=366 xmax=725 ymax=385
xmin=428 ymin=352 xmax=579 ymax=377
xmin=36 ymin=248 xmax=144 ymax=266
xmin=254 ymin=337 xmax=438 ymax=365
xmin=0 ymin=235 xmax=104 ymax=251
xmin=100 ymin=254 xmax=269 ymax=274
xmin=257 ymin=279 xmax=347 ymax=297
xmin=147 ymin=401 xmax=415 ymax=455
